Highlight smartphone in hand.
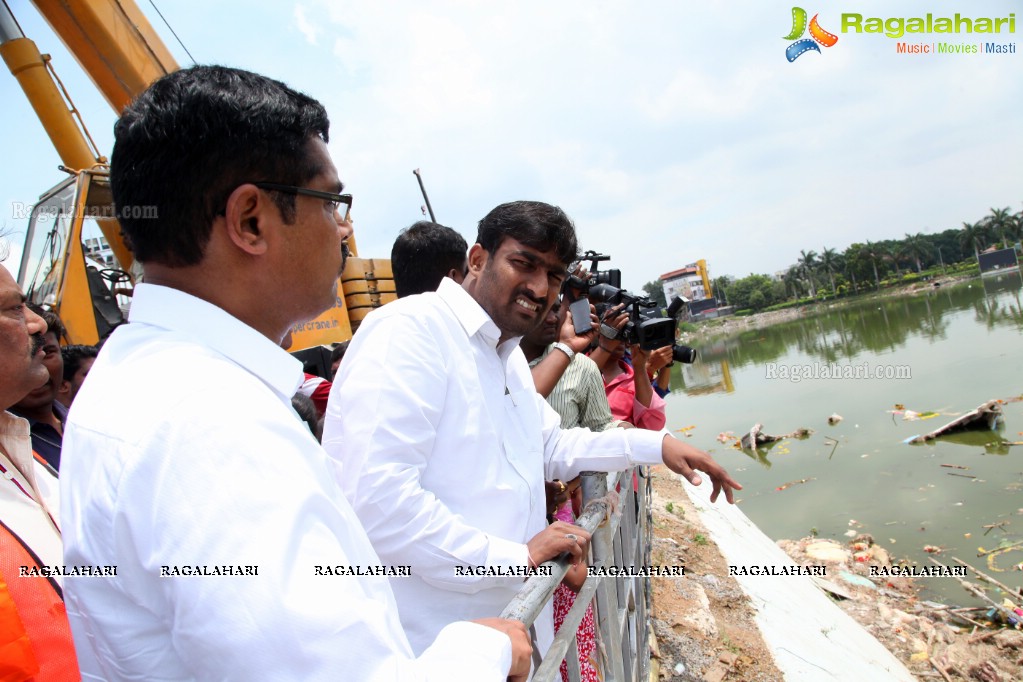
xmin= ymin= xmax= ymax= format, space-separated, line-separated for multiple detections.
xmin=568 ymin=296 xmax=593 ymax=336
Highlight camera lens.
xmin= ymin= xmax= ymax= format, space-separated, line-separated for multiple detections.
xmin=672 ymin=345 xmax=697 ymax=364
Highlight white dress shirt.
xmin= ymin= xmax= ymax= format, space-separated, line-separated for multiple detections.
xmin=323 ymin=278 xmax=665 ymax=654
xmin=61 ymin=283 xmax=511 ymax=681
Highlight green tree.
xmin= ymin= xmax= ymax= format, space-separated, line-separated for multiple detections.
xmin=782 ymin=267 xmax=804 ymax=299
xmin=797 ymin=249 xmax=818 ymax=298
xmin=986 ymin=207 xmax=1014 ymax=248
xmin=884 ymin=242 xmax=904 ymax=278
xmin=819 ymin=247 xmax=838 ymax=294
xmin=748 ymin=289 xmax=766 ymax=311
xmin=711 ymin=275 xmax=733 ymax=305
xmin=862 ymin=241 xmax=883 ymax=288
xmin=641 ymin=280 xmax=667 ymax=308
xmin=959 ymin=221 xmax=988 ymax=262
xmin=726 ymin=274 xmax=776 ymax=309
xmin=902 ymin=232 xmax=929 ymax=273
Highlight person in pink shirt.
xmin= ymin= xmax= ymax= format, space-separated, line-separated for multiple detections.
xmin=599 ymin=342 xmax=666 ymax=430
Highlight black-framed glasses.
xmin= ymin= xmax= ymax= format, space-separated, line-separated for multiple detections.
xmin=252 ymin=182 xmax=352 ymax=221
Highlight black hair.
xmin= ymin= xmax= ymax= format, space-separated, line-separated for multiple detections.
xmin=329 ymin=340 xmax=350 ymax=365
xmin=476 ymin=201 xmax=578 ymax=267
xmin=291 ymin=392 xmax=320 ymax=440
xmin=110 ymin=65 xmax=330 ymax=266
xmin=390 ymin=221 xmax=468 ymax=298
xmin=28 ymin=303 xmax=66 ymax=342
xmin=61 ymin=344 xmax=99 ymax=381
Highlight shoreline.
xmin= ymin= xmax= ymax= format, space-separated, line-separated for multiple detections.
xmin=685 ymin=273 xmax=977 ymax=342
xmin=650 ymin=470 xmax=1023 ymax=681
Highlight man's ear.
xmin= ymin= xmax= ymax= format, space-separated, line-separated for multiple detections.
xmin=467 ymin=243 xmax=488 ymax=275
xmin=222 ymin=183 xmax=270 ymax=256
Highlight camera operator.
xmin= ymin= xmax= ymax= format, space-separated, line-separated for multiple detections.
xmin=648 ymin=346 xmax=673 ymax=398
xmin=580 ymin=303 xmax=663 ymax=431
xmin=600 ymin=340 xmax=666 ymax=431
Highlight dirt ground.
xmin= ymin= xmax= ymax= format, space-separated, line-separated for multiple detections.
xmin=647 ymin=471 xmax=783 ymax=682
xmin=649 ymin=468 xmax=1023 ymax=682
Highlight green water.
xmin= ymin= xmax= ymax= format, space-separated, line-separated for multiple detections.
xmin=664 ymin=272 xmax=1023 ymax=605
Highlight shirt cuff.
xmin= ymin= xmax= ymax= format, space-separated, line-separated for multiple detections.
xmin=420 ymin=620 xmax=513 ymax=681
xmin=486 ymin=535 xmax=531 ymax=571
xmin=624 ymin=428 xmax=667 ymax=466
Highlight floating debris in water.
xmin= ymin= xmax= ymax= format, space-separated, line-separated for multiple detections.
xmin=827 ymin=413 xmax=843 ymax=425
xmin=776 ymin=477 xmax=814 ymax=492
xmin=907 ymin=399 xmax=1003 ymax=444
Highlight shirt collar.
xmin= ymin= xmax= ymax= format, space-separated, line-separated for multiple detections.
xmin=436 ymin=277 xmax=514 ymax=350
xmin=52 ymin=400 xmax=68 ymax=424
xmin=127 ymin=283 xmax=302 ymax=400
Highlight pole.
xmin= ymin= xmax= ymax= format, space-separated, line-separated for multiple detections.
xmin=412 ymin=168 xmax=436 ymax=223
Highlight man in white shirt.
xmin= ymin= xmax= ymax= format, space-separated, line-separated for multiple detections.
xmin=60 ymin=65 xmax=529 ymax=681
xmin=323 ymin=200 xmax=741 ymax=654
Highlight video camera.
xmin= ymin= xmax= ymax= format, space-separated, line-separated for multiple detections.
xmin=564 ymin=252 xmax=697 ymax=363
xmin=565 ymin=250 xmax=621 ymax=294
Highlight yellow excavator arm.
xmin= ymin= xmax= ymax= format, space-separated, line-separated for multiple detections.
xmin=3 ymin=0 xmax=389 ymax=351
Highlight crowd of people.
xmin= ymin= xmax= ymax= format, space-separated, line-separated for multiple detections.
xmin=0 ymin=65 xmax=739 ymax=681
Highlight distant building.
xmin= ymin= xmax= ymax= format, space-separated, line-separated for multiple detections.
xmin=660 ymin=261 xmax=709 ymax=304
xmin=660 ymin=259 xmax=725 ymax=320
xmin=84 ymin=235 xmax=115 ymax=268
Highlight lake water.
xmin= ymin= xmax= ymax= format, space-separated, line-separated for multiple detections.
xmin=663 ymin=272 xmax=1023 ymax=605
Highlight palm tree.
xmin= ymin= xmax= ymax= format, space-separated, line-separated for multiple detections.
xmin=819 ymin=247 xmax=838 ymax=294
xmin=797 ymin=249 xmax=818 ymax=298
xmin=986 ymin=207 xmax=1013 ymax=248
xmin=862 ymin=241 xmax=882 ymax=288
xmin=884 ymin=243 xmax=904 ymax=278
xmin=783 ymin=267 xmax=804 ymax=299
xmin=902 ymin=233 xmax=928 ymax=273
xmin=845 ymin=259 xmax=859 ymax=294
xmin=959 ymin=221 xmax=988 ymax=262
xmin=1000 ymin=208 xmax=1023 ymax=249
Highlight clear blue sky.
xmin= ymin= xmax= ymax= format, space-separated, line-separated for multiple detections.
xmin=2 ymin=0 xmax=1019 ymax=292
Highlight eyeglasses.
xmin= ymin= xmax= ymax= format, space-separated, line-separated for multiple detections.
xmin=252 ymin=182 xmax=352 ymax=222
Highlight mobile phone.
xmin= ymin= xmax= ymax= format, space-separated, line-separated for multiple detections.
xmin=568 ymin=296 xmax=594 ymax=336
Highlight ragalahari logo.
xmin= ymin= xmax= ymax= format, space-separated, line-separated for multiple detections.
xmin=784 ymin=7 xmax=839 ymax=61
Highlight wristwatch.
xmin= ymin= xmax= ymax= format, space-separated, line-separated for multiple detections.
xmin=552 ymin=342 xmax=575 ymax=360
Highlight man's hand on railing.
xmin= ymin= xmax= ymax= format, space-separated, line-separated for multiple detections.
xmin=527 ymin=521 xmax=592 ymax=566
xmin=661 ymin=438 xmax=743 ymax=504
xmin=471 ymin=618 xmax=532 ymax=682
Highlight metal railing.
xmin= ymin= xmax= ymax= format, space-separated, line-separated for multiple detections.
xmin=500 ymin=467 xmax=652 ymax=682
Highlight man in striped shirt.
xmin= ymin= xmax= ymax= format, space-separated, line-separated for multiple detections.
xmin=523 ymin=299 xmax=619 ymax=432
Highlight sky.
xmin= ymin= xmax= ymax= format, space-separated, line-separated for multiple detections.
xmin=1 ymin=0 xmax=1020 ymax=293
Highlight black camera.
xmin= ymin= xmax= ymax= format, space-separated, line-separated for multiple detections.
xmin=565 ymin=251 xmax=621 ymax=294
xmin=671 ymin=344 xmax=697 ymax=364
xmin=592 ymin=285 xmax=697 ymax=363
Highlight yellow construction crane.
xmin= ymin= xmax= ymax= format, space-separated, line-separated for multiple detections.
xmin=1 ymin=0 xmax=391 ymax=348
